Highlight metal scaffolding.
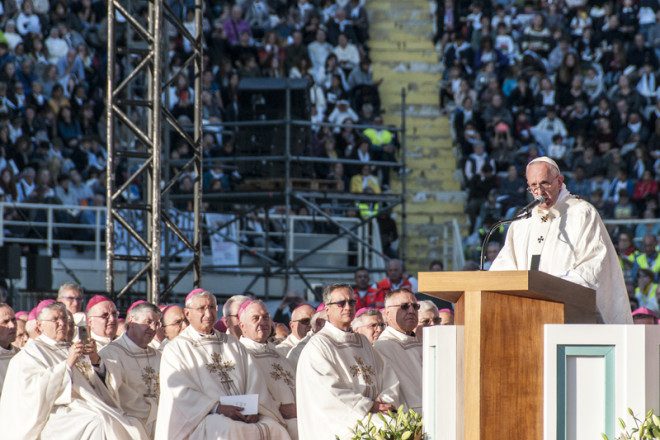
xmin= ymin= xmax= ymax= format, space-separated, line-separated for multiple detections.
xmin=106 ymin=0 xmax=203 ymax=303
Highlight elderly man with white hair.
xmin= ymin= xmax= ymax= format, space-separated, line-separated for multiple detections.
xmin=100 ymin=301 xmax=162 ymax=437
xmin=222 ymin=294 xmax=251 ymax=338
xmin=239 ymin=300 xmax=299 ymax=439
xmin=351 ymin=307 xmax=385 ymax=344
xmin=155 ymin=288 xmax=291 ymax=440
xmin=374 ymin=288 xmax=423 ymax=413
xmin=0 ymin=301 xmax=147 ymax=439
xmin=86 ymin=294 xmax=119 ymax=351
xmin=490 ymin=156 xmax=633 ymax=324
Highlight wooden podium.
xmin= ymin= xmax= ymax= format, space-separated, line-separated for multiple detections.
xmin=418 ymin=270 xmax=598 ymax=440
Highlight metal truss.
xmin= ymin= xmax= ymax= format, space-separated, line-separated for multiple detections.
xmin=106 ymin=0 xmax=203 ymax=303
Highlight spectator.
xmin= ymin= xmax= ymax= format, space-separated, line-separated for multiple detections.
xmin=223 ymin=5 xmax=252 ymax=46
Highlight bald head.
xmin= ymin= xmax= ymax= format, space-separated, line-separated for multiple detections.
xmin=290 ymin=304 xmax=314 ymax=339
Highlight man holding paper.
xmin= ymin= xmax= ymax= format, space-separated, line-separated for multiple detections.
xmin=155 ymin=288 xmax=290 ymax=440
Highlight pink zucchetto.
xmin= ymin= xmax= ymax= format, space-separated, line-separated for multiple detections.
xmin=237 ymin=300 xmax=254 ymax=319
xmin=214 ymin=318 xmax=227 ymax=332
xmin=185 ymin=288 xmax=209 ymax=304
xmin=127 ymin=300 xmax=147 ymax=314
xmin=355 ymin=307 xmax=374 ymax=318
xmin=27 ymin=307 xmax=37 ymax=321
xmin=439 ymin=308 xmax=454 ymax=315
xmin=15 ymin=311 xmax=28 ymax=321
xmin=316 ymin=303 xmax=326 ymax=312
xmin=86 ymin=295 xmax=112 ymax=313
xmin=34 ymin=299 xmax=56 ymax=319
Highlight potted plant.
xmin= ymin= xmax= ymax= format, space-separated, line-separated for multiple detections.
xmin=342 ymin=406 xmax=424 ymax=440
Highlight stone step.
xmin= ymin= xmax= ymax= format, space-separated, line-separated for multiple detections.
xmin=369 ymin=49 xmax=438 ymax=64
xmin=369 ymin=40 xmax=433 ymax=51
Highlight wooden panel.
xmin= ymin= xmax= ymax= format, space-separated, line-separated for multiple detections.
xmin=462 ymin=291 xmax=564 ymax=440
xmin=418 ymin=271 xmax=597 ymax=324
xmin=455 ymin=295 xmax=465 ymax=326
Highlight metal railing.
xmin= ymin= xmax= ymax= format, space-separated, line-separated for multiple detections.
xmin=0 ymin=202 xmax=386 ymax=274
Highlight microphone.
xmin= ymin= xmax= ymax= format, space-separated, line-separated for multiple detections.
xmin=516 ymin=195 xmax=546 ymax=217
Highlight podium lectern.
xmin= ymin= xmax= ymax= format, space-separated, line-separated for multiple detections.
xmin=418 ymin=270 xmax=597 ymax=440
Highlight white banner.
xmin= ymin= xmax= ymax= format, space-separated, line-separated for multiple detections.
xmin=205 ymin=213 xmax=239 ymax=269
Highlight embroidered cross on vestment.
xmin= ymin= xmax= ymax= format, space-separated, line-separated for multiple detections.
xmin=270 ymin=363 xmax=295 ymax=388
xmin=206 ymin=352 xmax=237 ymax=393
xmin=142 ymin=365 xmax=160 ymax=398
xmin=349 ymin=356 xmax=375 ymax=385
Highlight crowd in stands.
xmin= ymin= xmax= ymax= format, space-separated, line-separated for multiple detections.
xmin=435 ymin=0 xmax=659 ymax=255
xmin=0 ymin=0 xmax=403 ymax=259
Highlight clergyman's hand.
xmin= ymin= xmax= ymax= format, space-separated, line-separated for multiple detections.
xmin=66 ymin=342 xmax=84 ymax=368
xmin=279 ymin=403 xmax=297 ymax=419
xmin=370 ymin=401 xmax=394 ymax=413
xmin=217 ymin=404 xmax=247 ymax=421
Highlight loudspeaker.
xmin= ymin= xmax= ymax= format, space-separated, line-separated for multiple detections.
xmin=27 ymin=255 xmax=52 ymax=291
xmin=0 ymin=245 xmax=21 ymax=279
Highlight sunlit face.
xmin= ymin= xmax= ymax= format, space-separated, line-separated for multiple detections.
xmin=162 ymin=306 xmax=188 ymax=340
xmin=58 ymin=287 xmax=83 ymax=314
xmin=326 ymin=287 xmax=356 ymax=329
xmin=354 ymin=315 xmax=384 ymax=343
xmin=290 ymin=304 xmax=314 ymax=339
xmin=127 ymin=309 xmax=162 ymax=348
xmin=385 ymin=292 xmax=418 ymax=334
xmin=439 ymin=310 xmax=454 ymax=325
xmin=38 ymin=307 xmax=68 ymax=342
xmin=239 ymin=302 xmax=271 ymax=343
xmin=0 ymin=306 xmax=17 ymax=347
xmin=12 ymin=319 xmax=27 ymax=348
xmin=526 ymin=163 xmax=564 ymax=209
xmin=87 ymin=301 xmax=118 ymax=339
xmin=185 ymin=295 xmax=217 ymax=334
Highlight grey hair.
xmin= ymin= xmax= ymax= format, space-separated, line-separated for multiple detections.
xmin=238 ymin=299 xmax=268 ymax=323
xmin=222 ymin=294 xmax=250 ymax=318
xmin=127 ymin=302 xmax=162 ymax=321
xmin=384 ymin=287 xmax=414 ymax=307
xmin=37 ymin=302 xmax=67 ymax=321
xmin=322 ymin=283 xmax=353 ymax=305
xmin=185 ymin=290 xmax=218 ymax=308
xmin=351 ymin=309 xmax=382 ymax=330
xmin=418 ymin=300 xmax=439 ymax=315
xmin=57 ymin=282 xmax=83 ymax=298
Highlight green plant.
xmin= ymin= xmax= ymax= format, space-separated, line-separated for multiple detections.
xmin=602 ymin=408 xmax=660 ymax=440
xmin=339 ymin=406 xmax=424 ymax=440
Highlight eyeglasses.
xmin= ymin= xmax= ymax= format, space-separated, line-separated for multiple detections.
xmin=327 ymin=299 xmax=357 ymax=308
xmin=387 ymin=302 xmax=421 ymax=311
xmin=419 ymin=317 xmax=442 ymax=325
xmin=163 ymin=318 xmax=187 ymax=327
xmin=88 ymin=311 xmax=119 ymax=320
xmin=367 ymin=323 xmax=385 ymax=330
xmin=292 ymin=318 xmax=311 ymax=326
xmin=526 ymin=176 xmax=559 ymax=194
xmin=39 ymin=317 xmax=67 ymax=325
xmin=187 ymin=306 xmax=218 ymax=313
xmin=135 ymin=319 xmax=161 ymax=329
xmin=59 ymin=296 xmax=82 ymax=302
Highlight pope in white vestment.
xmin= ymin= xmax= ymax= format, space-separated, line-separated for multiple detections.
xmin=155 ymin=289 xmax=291 ymax=440
xmin=374 ymin=289 xmax=423 ymax=413
xmin=297 ymin=284 xmax=400 ymax=440
xmin=490 ymin=157 xmax=633 ymax=324
xmin=0 ymin=302 xmax=147 ymax=440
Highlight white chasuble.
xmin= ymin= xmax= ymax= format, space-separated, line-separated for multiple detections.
xmin=91 ymin=331 xmax=113 ymax=352
xmin=155 ymin=325 xmax=291 ymax=440
xmin=296 ymin=322 xmax=400 ymax=440
xmin=285 ymin=333 xmax=312 ymax=371
xmin=374 ymin=326 xmax=423 ymax=413
xmin=240 ymin=337 xmax=299 ymax=439
xmin=0 ymin=335 xmax=147 ymax=440
xmin=490 ymin=187 xmax=633 ymax=324
xmin=275 ymin=333 xmax=300 ymax=358
xmin=149 ymin=337 xmax=168 ymax=351
xmin=100 ymin=333 xmax=161 ymax=437
xmin=0 ymin=344 xmax=19 ymax=396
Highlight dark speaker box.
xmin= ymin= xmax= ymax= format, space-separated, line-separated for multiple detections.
xmin=27 ymin=255 xmax=52 ymax=291
xmin=0 ymin=245 xmax=21 ymax=279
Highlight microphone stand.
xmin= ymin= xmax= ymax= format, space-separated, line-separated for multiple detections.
xmin=479 ymin=210 xmax=531 ymax=271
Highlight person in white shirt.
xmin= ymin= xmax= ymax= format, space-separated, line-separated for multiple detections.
xmin=333 ymin=33 xmax=360 ymax=71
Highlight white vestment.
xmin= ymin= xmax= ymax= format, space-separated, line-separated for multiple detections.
xmin=91 ymin=331 xmax=113 ymax=352
xmin=0 ymin=344 xmax=19 ymax=396
xmin=285 ymin=333 xmax=312 ymax=371
xmin=275 ymin=333 xmax=300 ymax=358
xmin=0 ymin=335 xmax=147 ymax=440
xmin=155 ymin=325 xmax=291 ymax=440
xmin=100 ymin=333 xmax=161 ymax=437
xmin=490 ymin=187 xmax=633 ymax=324
xmin=148 ymin=337 xmax=168 ymax=351
xmin=296 ymin=322 xmax=400 ymax=440
xmin=240 ymin=337 xmax=299 ymax=440
xmin=374 ymin=326 xmax=423 ymax=413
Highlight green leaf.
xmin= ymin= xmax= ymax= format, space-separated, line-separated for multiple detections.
xmin=620 ymin=417 xmax=627 ymax=429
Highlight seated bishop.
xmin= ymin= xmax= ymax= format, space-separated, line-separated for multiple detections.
xmin=296 ymin=284 xmax=400 ymax=440
xmin=0 ymin=301 xmax=147 ymax=440
xmin=239 ymin=300 xmax=299 ymax=439
xmin=155 ymin=288 xmax=291 ymax=440
xmin=374 ymin=288 xmax=423 ymax=413
xmin=275 ymin=303 xmax=314 ymax=357
xmin=100 ymin=301 xmax=163 ymax=437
